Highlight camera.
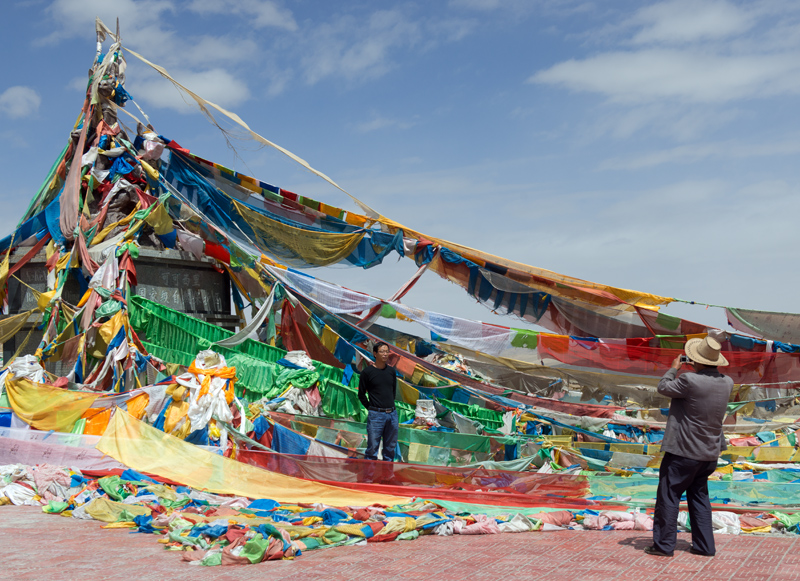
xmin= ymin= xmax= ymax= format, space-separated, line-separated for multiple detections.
xmin=679 ymin=355 xmax=691 ymax=364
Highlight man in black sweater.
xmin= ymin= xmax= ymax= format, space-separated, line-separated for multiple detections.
xmin=358 ymin=342 xmax=398 ymax=461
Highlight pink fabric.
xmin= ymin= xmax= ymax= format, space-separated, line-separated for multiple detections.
xmin=31 ymin=464 xmax=71 ymax=501
xmin=60 ymin=107 xmax=89 ymax=242
xmin=531 ymin=510 xmax=574 ymax=526
xmin=740 ymin=515 xmax=773 ymax=529
xmin=0 ymin=436 xmax=125 ymax=472
xmin=76 ymin=231 xmax=99 ymax=276
xmin=219 ymin=536 xmax=251 ymax=565
xmin=306 ymin=386 xmax=321 ymax=409
xmin=582 ymin=515 xmax=609 ymax=529
xmin=80 ymin=292 xmax=102 ymax=330
xmin=60 ymin=336 xmax=82 ymax=369
xmin=729 ymin=436 xmax=761 ymax=447
xmin=177 ymin=230 xmax=205 ymax=260
xmin=457 ymin=514 xmax=501 ymax=535
xmin=610 ymin=513 xmax=653 ymax=531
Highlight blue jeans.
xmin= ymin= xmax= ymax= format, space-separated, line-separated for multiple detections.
xmin=365 ymin=409 xmax=398 ymax=461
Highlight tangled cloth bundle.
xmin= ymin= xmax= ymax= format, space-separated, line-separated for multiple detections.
xmin=582 ymin=511 xmax=653 ymax=531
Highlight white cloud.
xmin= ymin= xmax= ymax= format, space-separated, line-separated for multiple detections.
xmin=599 ymin=137 xmax=800 ymax=170
xmin=41 ymin=0 xmax=175 ymax=45
xmin=41 ymin=0 xmax=260 ymax=111
xmin=297 ymin=9 xmax=476 ymax=86
xmin=448 ymin=0 xmax=591 ymax=17
xmin=355 ymin=114 xmax=416 ymax=133
xmin=527 ymin=0 xmax=800 ymax=152
xmin=263 ymin=68 xmax=293 ymax=97
xmin=301 ymin=10 xmax=421 ymax=85
xmin=40 ymin=1 xmax=479 ymax=101
xmin=425 ymin=18 xmax=477 ymax=44
xmin=585 ymin=103 xmax=743 ymax=142
xmin=0 ymin=130 xmax=31 ymax=149
xmin=187 ymin=0 xmax=297 ymax=30
xmin=0 ymin=86 xmax=42 ymax=119
xmin=132 ymin=68 xmax=250 ymax=112
xmin=43 ymin=0 xmax=260 ymax=67
xmin=178 ymin=36 xmax=261 ymax=67
xmin=449 ymin=0 xmax=502 ymax=11
xmin=66 ymin=76 xmax=89 ymax=93
xmin=530 ymin=49 xmax=800 ymax=104
xmin=629 ymin=0 xmax=753 ymax=44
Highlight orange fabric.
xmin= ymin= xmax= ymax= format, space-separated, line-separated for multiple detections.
xmin=76 ymin=288 xmax=92 ymax=308
xmin=394 ymin=356 xmax=416 ymax=378
xmin=187 ymin=362 xmax=238 ymax=404
xmin=125 ymin=392 xmax=149 ymax=420
xmin=163 ymin=400 xmax=190 ymax=434
xmin=82 ymin=407 xmax=112 ymax=436
xmin=344 ymin=213 xmax=369 ymax=227
xmin=539 ymin=334 xmax=570 ymax=354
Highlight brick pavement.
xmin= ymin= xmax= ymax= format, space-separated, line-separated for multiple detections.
xmin=3 ymin=506 xmax=799 ymax=581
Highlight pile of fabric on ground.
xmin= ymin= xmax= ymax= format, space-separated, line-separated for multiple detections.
xmin=4 ymin=463 xmax=800 ymax=566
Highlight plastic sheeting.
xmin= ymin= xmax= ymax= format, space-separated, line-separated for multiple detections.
xmin=275 ymin=268 xmax=797 ymax=391
xmin=589 ymin=474 xmax=800 ymax=506
xmin=236 ymin=449 xmax=594 ymax=508
xmin=96 ymin=409 xmax=411 ymax=506
xmin=536 ymin=337 xmax=800 ymax=384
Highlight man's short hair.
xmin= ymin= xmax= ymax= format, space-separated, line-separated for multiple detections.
xmin=373 ymin=341 xmax=389 ymax=354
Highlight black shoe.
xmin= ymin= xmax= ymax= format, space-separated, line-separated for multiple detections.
xmin=689 ymin=547 xmax=715 ymax=557
xmin=644 ymin=546 xmax=674 ymax=557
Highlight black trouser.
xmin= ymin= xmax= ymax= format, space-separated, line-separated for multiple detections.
xmin=652 ymin=452 xmax=717 ymax=555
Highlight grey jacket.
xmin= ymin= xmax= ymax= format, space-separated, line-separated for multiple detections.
xmin=657 ymin=367 xmax=733 ymax=461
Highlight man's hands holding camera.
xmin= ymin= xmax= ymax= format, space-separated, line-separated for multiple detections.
xmin=671 ymin=354 xmax=691 ymax=370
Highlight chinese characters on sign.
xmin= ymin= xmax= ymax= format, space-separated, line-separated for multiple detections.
xmin=133 ymin=266 xmax=227 ymax=314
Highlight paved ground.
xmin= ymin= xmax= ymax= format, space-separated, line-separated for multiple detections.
xmin=3 ymin=505 xmax=799 ymax=581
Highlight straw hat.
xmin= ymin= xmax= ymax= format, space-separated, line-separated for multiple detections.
xmin=685 ymin=336 xmax=728 ymax=367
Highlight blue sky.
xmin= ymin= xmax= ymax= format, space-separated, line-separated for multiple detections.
xmin=2 ymin=0 xmax=800 ymax=333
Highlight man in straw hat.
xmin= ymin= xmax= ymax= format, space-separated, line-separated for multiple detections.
xmin=645 ymin=336 xmax=733 ymax=558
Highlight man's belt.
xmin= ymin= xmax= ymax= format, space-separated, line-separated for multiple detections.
xmin=369 ymin=406 xmax=395 ymax=413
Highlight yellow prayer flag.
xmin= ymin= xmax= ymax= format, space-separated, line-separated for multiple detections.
xmin=321 ymin=326 xmax=338 ymax=352
xmin=397 ymin=379 xmax=419 ymax=406
xmin=408 ymin=442 xmax=431 ymax=464
xmin=139 ymin=159 xmax=159 ymax=181
xmin=37 ymin=290 xmax=57 ymax=311
xmin=5 ymin=376 xmax=99 ymax=432
xmin=45 ymin=240 xmax=57 ymax=261
xmin=144 ymin=203 xmax=174 ymax=235
xmin=96 ymin=410 xmax=410 ymax=506
xmin=56 ymin=251 xmax=72 ymax=273
xmin=0 ymin=310 xmax=37 ymax=344
xmin=99 ymin=310 xmax=125 ymax=345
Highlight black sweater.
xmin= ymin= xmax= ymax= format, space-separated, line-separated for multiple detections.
xmin=358 ymin=364 xmax=397 ymax=409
